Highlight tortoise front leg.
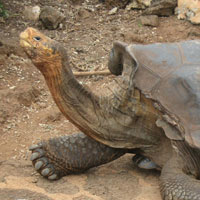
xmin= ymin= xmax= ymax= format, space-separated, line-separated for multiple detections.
xmin=160 ymin=141 xmax=200 ymax=200
xmin=29 ymin=132 xmax=126 ymax=180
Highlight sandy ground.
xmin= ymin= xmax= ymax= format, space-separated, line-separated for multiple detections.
xmin=0 ymin=0 xmax=200 ymax=199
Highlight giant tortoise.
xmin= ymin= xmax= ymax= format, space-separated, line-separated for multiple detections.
xmin=20 ymin=27 xmax=200 ymax=200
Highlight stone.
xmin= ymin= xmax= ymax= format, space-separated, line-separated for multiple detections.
xmin=176 ymin=0 xmax=200 ymax=24
xmin=78 ymin=8 xmax=91 ymax=19
xmin=109 ymin=7 xmax=118 ymax=15
xmin=101 ymin=0 xmax=130 ymax=8
xmin=143 ymin=0 xmax=177 ymax=16
xmin=137 ymin=0 xmax=152 ymax=7
xmin=39 ymin=6 xmax=65 ymax=30
xmin=188 ymin=30 xmax=200 ymax=37
xmin=126 ymin=0 xmax=176 ymax=16
xmin=138 ymin=15 xmax=159 ymax=27
xmin=0 ymin=109 xmax=9 ymax=124
xmin=17 ymin=86 xmax=41 ymax=107
xmin=0 ymin=17 xmax=5 ymax=23
xmin=126 ymin=0 xmax=148 ymax=10
xmin=23 ymin=6 xmax=41 ymax=21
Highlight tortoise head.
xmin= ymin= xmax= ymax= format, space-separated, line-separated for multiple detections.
xmin=20 ymin=27 xmax=66 ymax=73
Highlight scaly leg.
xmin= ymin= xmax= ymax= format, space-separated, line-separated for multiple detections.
xmin=132 ymin=154 xmax=158 ymax=170
xmin=30 ymin=132 xmax=126 ymax=180
xmin=160 ymin=141 xmax=200 ymax=200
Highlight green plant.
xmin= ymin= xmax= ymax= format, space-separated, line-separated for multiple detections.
xmin=0 ymin=2 xmax=9 ymax=18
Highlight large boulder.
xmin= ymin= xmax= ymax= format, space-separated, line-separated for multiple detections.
xmin=127 ymin=0 xmax=177 ymax=16
xmin=100 ymin=0 xmax=130 ymax=8
xmin=126 ymin=0 xmax=152 ymax=10
xmin=176 ymin=0 xmax=200 ymax=24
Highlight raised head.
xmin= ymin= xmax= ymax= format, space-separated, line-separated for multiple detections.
xmin=20 ymin=27 xmax=67 ymax=74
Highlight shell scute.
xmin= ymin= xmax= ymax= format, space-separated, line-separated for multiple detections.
xmin=126 ymin=40 xmax=200 ymax=148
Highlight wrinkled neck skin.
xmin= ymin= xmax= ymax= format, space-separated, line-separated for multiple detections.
xmin=38 ymin=56 xmax=163 ymax=150
xmin=41 ymin=58 xmax=126 ymax=142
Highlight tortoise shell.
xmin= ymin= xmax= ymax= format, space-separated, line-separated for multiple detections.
xmin=116 ymin=40 xmax=200 ymax=149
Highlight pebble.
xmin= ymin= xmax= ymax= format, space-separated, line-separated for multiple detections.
xmin=137 ymin=15 xmax=159 ymax=27
xmin=39 ymin=6 xmax=65 ymax=30
xmin=109 ymin=7 xmax=118 ymax=15
xmin=23 ymin=6 xmax=41 ymax=21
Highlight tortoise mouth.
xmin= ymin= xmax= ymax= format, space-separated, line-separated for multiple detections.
xmin=20 ymin=39 xmax=32 ymax=48
xmin=19 ymin=31 xmax=32 ymax=48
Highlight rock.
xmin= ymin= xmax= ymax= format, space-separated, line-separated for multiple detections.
xmin=17 ymin=86 xmax=41 ymax=107
xmin=23 ymin=6 xmax=41 ymax=21
xmin=143 ymin=0 xmax=177 ymax=16
xmin=0 ymin=17 xmax=5 ymax=23
xmin=69 ymin=0 xmax=84 ymax=5
xmin=78 ymin=8 xmax=91 ymax=19
xmin=45 ymin=111 xmax=62 ymax=122
xmin=137 ymin=0 xmax=152 ymax=7
xmin=126 ymin=0 xmax=149 ymax=10
xmin=138 ymin=15 xmax=159 ymax=27
xmin=0 ymin=109 xmax=9 ymax=124
xmin=126 ymin=0 xmax=176 ymax=16
xmin=101 ymin=0 xmax=130 ymax=8
xmin=188 ymin=30 xmax=200 ymax=37
xmin=39 ymin=6 xmax=65 ymax=30
xmin=190 ymin=14 xmax=200 ymax=24
xmin=176 ymin=0 xmax=200 ymax=24
xmin=109 ymin=7 xmax=118 ymax=15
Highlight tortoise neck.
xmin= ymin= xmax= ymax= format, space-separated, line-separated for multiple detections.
xmin=42 ymin=60 xmax=102 ymax=133
xmin=40 ymin=59 xmax=163 ymax=149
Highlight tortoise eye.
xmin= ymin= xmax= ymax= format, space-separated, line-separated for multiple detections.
xmin=34 ymin=36 xmax=41 ymax=41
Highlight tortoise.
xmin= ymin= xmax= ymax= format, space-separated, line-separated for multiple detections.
xmin=20 ymin=27 xmax=200 ymax=200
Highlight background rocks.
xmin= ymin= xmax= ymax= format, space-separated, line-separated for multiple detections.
xmin=176 ymin=0 xmax=200 ymax=24
xmin=23 ymin=6 xmax=41 ymax=21
xmin=138 ymin=15 xmax=159 ymax=27
xmin=127 ymin=0 xmax=176 ymax=16
xmin=39 ymin=7 xmax=65 ymax=30
xmin=143 ymin=0 xmax=177 ymax=16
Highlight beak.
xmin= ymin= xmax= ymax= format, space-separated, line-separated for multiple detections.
xmin=20 ymin=31 xmax=31 ymax=48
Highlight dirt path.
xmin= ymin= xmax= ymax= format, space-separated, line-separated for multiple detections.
xmin=0 ymin=0 xmax=200 ymax=199
xmin=0 ymin=155 xmax=161 ymax=200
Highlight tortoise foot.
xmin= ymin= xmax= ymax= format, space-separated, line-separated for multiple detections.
xmin=132 ymin=154 xmax=157 ymax=170
xmin=160 ymin=142 xmax=200 ymax=200
xmin=29 ymin=143 xmax=64 ymax=180
xmin=29 ymin=133 xmax=125 ymax=180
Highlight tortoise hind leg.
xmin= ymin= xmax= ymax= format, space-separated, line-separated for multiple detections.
xmin=29 ymin=132 xmax=126 ymax=180
xmin=160 ymin=141 xmax=200 ymax=200
xmin=132 ymin=154 xmax=158 ymax=170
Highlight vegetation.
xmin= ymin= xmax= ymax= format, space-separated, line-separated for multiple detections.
xmin=0 ymin=2 xmax=9 ymax=18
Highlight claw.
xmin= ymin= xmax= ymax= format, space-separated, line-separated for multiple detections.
xmin=39 ymin=157 xmax=49 ymax=165
xmin=48 ymin=174 xmax=58 ymax=180
xmin=35 ymin=160 xmax=44 ymax=170
xmin=29 ymin=144 xmax=42 ymax=151
xmin=41 ymin=168 xmax=51 ymax=176
xmin=35 ymin=149 xmax=45 ymax=156
xmin=138 ymin=158 xmax=157 ymax=169
xmin=30 ymin=152 xmax=40 ymax=161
